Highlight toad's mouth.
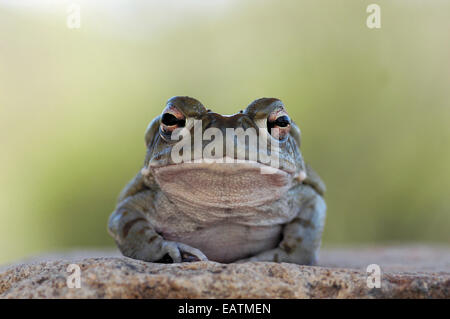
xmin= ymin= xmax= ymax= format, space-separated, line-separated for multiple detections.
xmin=148 ymin=159 xmax=294 ymax=208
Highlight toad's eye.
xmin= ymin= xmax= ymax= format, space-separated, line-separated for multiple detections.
xmin=161 ymin=113 xmax=180 ymax=126
xmin=267 ymin=111 xmax=291 ymax=140
xmin=160 ymin=105 xmax=186 ymax=135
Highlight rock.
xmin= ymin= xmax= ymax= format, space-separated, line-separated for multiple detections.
xmin=0 ymin=246 xmax=448 ymax=298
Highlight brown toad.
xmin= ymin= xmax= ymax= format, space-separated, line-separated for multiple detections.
xmin=108 ymin=96 xmax=326 ymax=264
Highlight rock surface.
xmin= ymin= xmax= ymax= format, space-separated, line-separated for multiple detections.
xmin=0 ymin=246 xmax=449 ymax=298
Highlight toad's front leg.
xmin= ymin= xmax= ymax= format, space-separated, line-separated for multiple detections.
xmin=108 ymin=190 xmax=208 ymax=263
xmin=236 ymin=185 xmax=326 ymax=265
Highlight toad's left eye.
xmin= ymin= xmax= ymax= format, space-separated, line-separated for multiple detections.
xmin=267 ymin=112 xmax=291 ymax=140
xmin=272 ymin=115 xmax=290 ymax=127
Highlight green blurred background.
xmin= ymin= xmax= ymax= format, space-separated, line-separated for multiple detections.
xmin=0 ymin=0 xmax=449 ymax=264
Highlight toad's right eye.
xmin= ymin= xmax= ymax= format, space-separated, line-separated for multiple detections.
xmin=160 ymin=105 xmax=186 ymax=135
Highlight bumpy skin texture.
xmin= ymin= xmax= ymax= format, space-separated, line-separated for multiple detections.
xmin=108 ymin=96 xmax=326 ymax=264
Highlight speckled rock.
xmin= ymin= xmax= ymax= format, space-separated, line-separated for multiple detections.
xmin=0 ymin=246 xmax=449 ymax=298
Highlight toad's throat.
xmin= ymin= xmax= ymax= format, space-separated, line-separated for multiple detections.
xmin=151 ymin=161 xmax=292 ymax=208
